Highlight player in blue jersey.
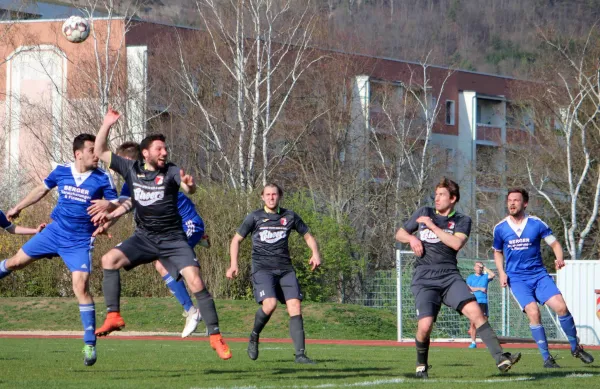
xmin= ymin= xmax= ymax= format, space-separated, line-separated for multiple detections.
xmin=0 ymin=209 xmax=45 ymax=235
xmin=0 ymin=134 xmax=118 ymax=367
xmin=91 ymin=141 xmax=208 ymax=337
xmin=494 ymin=188 xmax=594 ymax=368
xmin=466 ymin=261 xmax=495 ymax=348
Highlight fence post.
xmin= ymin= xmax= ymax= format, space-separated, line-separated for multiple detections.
xmin=396 ymin=246 xmax=402 ymax=342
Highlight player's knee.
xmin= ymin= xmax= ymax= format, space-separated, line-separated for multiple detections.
xmin=286 ymin=299 xmax=301 ymax=316
xmin=262 ymin=298 xmax=277 ymax=314
xmin=153 ymin=261 xmax=168 ymax=276
xmin=101 ymin=251 xmax=121 ymax=269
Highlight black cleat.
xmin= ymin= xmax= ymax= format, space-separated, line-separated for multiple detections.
xmin=247 ymin=334 xmax=259 ymax=360
xmin=544 ymin=355 xmax=561 ymax=368
xmin=415 ymin=364 xmax=429 ymax=379
xmin=497 ymin=352 xmax=521 ymax=373
xmin=295 ymin=353 xmax=316 ymax=364
xmin=573 ymin=345 xmax=594 ymax=364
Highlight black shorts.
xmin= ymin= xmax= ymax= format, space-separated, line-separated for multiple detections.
xmin=116 ymin=231 xmax=198 ymax=280
xmin=410 ymin=267 xmax=476 ymax=320
xmin=252 ymin=269 xmax=302 ymax=304
xmin=479 ymin=303 xmax=489 ymax=317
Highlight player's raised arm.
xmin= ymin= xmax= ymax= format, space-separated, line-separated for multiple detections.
xmin=95 ymin=107 xmax=121 ymax=165
xmin=7 ymin=184 xmax=51 ymax=220
xmin=179 ymin=169 xmax=196 ymax=195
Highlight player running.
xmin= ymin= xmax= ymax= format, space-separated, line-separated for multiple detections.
xmin=93 ymin=108 xmax=231 ymax=360
xmin=0 ymin=134 xmax=118 ymax=366
xmin=395 ymin=177 xmax=521 ymax=379
xmin=227 ymin=183 xmax=321 ymax=364
xmin=493 ymin=188 xmax=594 ymax=368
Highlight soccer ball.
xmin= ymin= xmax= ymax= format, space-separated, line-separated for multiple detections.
xmin=62 ymin=16 xmax=90 ymax=43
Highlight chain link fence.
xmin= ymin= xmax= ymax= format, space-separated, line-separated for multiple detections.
xmin=348 ymin=249 xmax=566 ymax=341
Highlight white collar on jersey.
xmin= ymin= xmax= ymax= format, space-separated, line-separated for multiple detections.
xmin=70 ymin=163 xmax=93 ymax=187
xmin=506 ymin=214 xmax=528 ymax=238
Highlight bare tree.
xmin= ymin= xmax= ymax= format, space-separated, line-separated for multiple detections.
xmin=518 ymin=26 xmax=600 ymax=259
xmin=170 ymin=0 xmax=325 ymax=193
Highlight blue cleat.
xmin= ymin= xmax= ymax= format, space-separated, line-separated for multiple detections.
xmin=468 ymin=342 xmax=477 ymax=349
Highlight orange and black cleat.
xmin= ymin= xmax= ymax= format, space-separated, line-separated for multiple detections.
xmin=210 ymin=333 xmax=232 ymax=360
xmin=95 ymin=312 xmax=126 ymax=337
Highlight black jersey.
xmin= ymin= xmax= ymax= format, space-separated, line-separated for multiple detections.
xmin=237 ymin=207 xmax=309 ymax=271
xmin=109 ymin=153 xmax=184 ymax=236
xmin=402 ymin=206 xmax=471 ymax=268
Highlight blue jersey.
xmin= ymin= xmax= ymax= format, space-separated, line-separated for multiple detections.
xmin=44 ymin=163 xmax=118 ymax=235
xmin=466 ymin=273 xmax=491 ymax=304
xmin=493 ymin=215 xmax=554 ymax=281
xmin=0 ymin=210 xmax=13 ymax=230
xmin=120 ymin=183 xmax=200 ymax=222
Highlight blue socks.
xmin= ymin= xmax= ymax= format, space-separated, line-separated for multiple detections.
xmin=162 ymin=274 xmax=193 ymax=312
xmin=530 ymin=324 xmax=550 ymax=361
xmin=558 ymin=312 xmax=579 ymax=352
xmin=79 ymin=303 xmax=96 ymax=346
xmin=0 ymin=259 xmax=12 ymax=279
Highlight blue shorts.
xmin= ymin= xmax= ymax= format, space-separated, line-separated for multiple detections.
xmin=508 ymin=273 xmax=561 ymax=311
xmin=183 ymin=217 xmax=204 ymax=249
xmin=22 ymin=222 xmax=94 ymax=273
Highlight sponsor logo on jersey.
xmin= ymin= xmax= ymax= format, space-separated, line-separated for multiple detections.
xmin=134 ymin=188 xmax=165 ymax=206
xmin=155 ymin=175 xmax=164 ymax=185
xmin=448 ymin=221 xmax=455 ymax=229
xmin=419 ymin=228 xmax=440 ymax=243
xmin=258 ymin=229 xmax=286 ymax=243
xmin=280 ymin=217 xmax=287 ymax=226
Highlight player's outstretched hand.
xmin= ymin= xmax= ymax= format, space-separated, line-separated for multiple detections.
xmin=408 ymin=235 xmax=424 ymax=257
xmin=91 ymin=211 xmax=110 ymax=226
xmin=499 ymin=272 xmax=508 ymax=288
xmin=309 ymin=255 xmax=321 ymax=271
xmin=180 ymin=169 xmax=195 ymax=187
xmin=103 ymin=106 xmax=121 ymax=127
xmin=36 ymin=223 xmax=47 ymax=233
xmin=87 ymin=199 xmax=112 ymax=216
xmin=226 ymin=265 xmax=238 ymax=279
xmin=92 ymin=222 xmax=112 ymax=238
xmin=6 ymin=207 xmax=20 ymax=221
xmin=555 ymin=258 xmax=566 ymax=270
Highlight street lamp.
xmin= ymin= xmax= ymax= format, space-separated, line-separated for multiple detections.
xmin=476 ymin=209 xmax=485 ymax=259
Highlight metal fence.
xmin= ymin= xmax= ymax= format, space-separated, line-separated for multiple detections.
xmin=350 ymin=249 xmax=566 ymax=342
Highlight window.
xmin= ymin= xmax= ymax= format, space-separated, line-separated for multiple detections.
xmin=445 ymin=100 xmax=455 ymax=125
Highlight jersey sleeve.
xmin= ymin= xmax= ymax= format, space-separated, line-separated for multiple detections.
xmin=102 ymin=172 xmax=118 ymax=201
xmin=293 ymin=212 xmax=310 ymax=236
xmin=43 ymin=166 xmax=59 ymax=189
xmin=167 ymin=165 xmax=181 ymax=187
xmin=120 ymin=182 xmax=131 ymax=199
xmin=0 ymin=210 xmax=12 ymax=229
xmin=455 ymin=215 xmax=472 ymax=237
xmin=402 ymin=207 xmax=427 ymax=234
xmin=538 ymin=219 xmax=554 ymax=239
xmin=237 ymin=213 xmax=256 ymax=238
xmin=109 ymin=152 xmax=134 ymax=179
xmin=492 ymin=224 xmax=504 ymax=251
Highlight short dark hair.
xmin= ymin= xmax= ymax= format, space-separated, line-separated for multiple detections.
xmin=73 ymin=133 xmax=96 ymax=156
xmin=507 ymin=187 xmax=529 ymax=203
xmin=261 ymin=183 xmax=283 ymax=197
xmin=435 ymin=177 xmax=460 ymax=202
xmin=140 ymin=134 xmax=166 ymax=151
xmin=116 ymin=141 xmax=141 ymax=160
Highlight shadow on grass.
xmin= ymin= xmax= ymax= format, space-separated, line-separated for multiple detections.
xmin=201 ymin=366 xmax=395 ymax=381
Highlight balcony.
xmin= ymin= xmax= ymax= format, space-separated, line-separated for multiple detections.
xmin=476 ymin=124 xmax=501 ymax=144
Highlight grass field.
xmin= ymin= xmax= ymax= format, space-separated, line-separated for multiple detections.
xmin=0 ymin=297 xmax=398 ymax=339
xmin=0 ymin=337 xmax=599 ymax=388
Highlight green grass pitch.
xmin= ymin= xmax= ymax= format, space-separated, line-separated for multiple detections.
xmin=0 ymin=338 xmax=598 ymax=388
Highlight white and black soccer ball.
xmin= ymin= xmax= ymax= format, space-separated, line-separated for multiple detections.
xmin=62 ymin=16 xmax=90 ymax=43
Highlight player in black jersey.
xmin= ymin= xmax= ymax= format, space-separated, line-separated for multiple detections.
xmin=92 ymin=108 xmax=231 ymax=360
xmin=395 ymin=177 xmax=520 ymax=378
xmin=227 ymin=183 xmax=321 ymax=364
